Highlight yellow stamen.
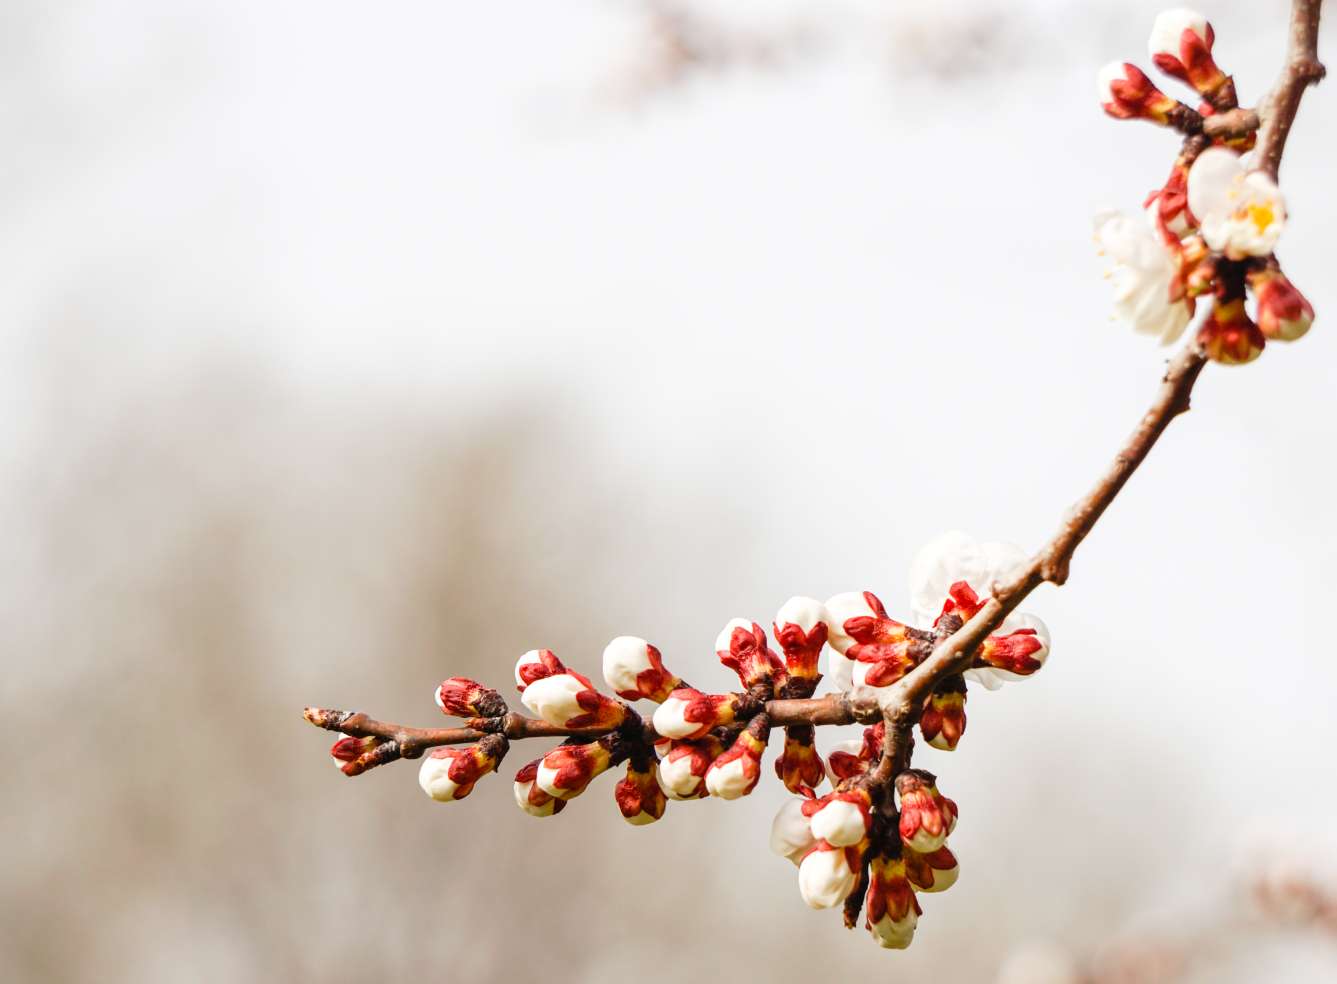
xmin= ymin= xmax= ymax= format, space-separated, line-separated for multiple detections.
xmin=1246 ymin=202 xmax=1275 ymax=234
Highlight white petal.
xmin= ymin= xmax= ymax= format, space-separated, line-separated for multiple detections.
xmin=1095 ymin=61 xmax=1125 ymax=103
xmin=769 ymin=799 xmax=816 ymax=865
xmin=810 ymin=800 xmax=867 ymax=847
xmin=704 ymin=756 xmax=751 ymax=800
xmin=1187 ymin=147 xmax=1244 ymax=228
xmin=521 ymin=674 xmax=586 ymax=726
xmin=822 ymin=592 xmax=878 ymax=655
xmin=656 ymin=750 xmax=703 ymax=800
xmin=1148 ymin=7 xmax=1210 ymax=58
xmin=714 ymin=617 xmax=755 ymax=654
xmin=418 ymin=753 xmax=461 ymax=802
xmin=870 ymin=909 xmax=918 ymax=950
xmin=651 ymin=696 xmax=697 ymax=739
xmin=798 ymin=848 xmax=858 ymax=909
xmin=825 ymin=648 xmax=854 ymax=693
xmin=602 ymin=635 xmax=653 ymax=696
xmin=776 ymin=596 xmax=828 ymax=634
xmin=908 ymin=531 xmax=985 ymax=626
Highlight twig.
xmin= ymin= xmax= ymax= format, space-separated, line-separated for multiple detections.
xmin=1256 ymin=0 xmax=1328 ymax=178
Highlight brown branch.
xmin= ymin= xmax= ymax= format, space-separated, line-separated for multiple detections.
xmin=1256 ymin=0 xmax=1327 ymax=178
xmin=305 ymin=4 xmax=1325 ymax=813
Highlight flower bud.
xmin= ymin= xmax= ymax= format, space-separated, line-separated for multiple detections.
xmin=770 ymin=797 xmax=817 ymax=865
xmin=825 ymin=723 xmax=883 ymax=785
xmin=897 ymin=771 xmax=958 ymax=854
xmin=773 ymin=597 xmax=829 ymax=682
xmin=1097 ymin=61 xmax=1179 ymax=124
xmin=904 ymin=844 xmax=960 ymax=894
xmin=614 ymin=762 xmax=668 ymax=825
xmin=775 ymin=728 xmax=826 ymax=794
xmin=435 ymin=677 xmax=507 ymax=719
xmin=920 ymin=677 xmax=968 ymax=751
xmin=840 ymin=594 xmax=925 ymax=693
xmin=513 ymin=759 xmax=567 ymax=817
xmin=656 ymin=736 xmax=724 ymax=799
xmin=975 ymin=615 xmax=1050 ymax=681
xmin=798 ymin=842 xmax=863 ymax=909
xmin=330 ymin=734 xmax=383 ymax=776
xmin=865 ymin=854 xmax=921 ymax=950
xmin=521 ymin=672 xmax=626 ymax=729
xmin=417 ymin=735 xmax=507 ymax=802
xmin=1148 ymin=8 xmax=1229 ymax=101
xmin=822 ymin=591 xmax=883 ymax=656
xmin=1250 ymin=267 xmax=1314 ymax=342
xmin=705 ymin=715 xmax=770 ymax=800
xmin=601 ymin=636 xmax=682 ymax=703
xmin=808 ymin=789 xmax=873 ymax=848
xmin=716 ymin=619 xmax=786 ymax=689
xmin=652 ymin=687 xmax=740 ymax=740
xmin=514 ymin=648 xmax=567 ymax=691
xmin=535 ymin=739 xmax=615 ymax=800
xmin=1199 ymin=296 xmax=1265 ymax=365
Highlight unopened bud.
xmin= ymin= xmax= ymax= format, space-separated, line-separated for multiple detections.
xmin=435 ymin=677 xmax=507 ymax=718
xmin=652 ymin=688 xmax=741 ymax=740
xmin=521 ymin=672 xmax=626 ymax=729
xmin=601 ymin=636 xmax=681 ymax=703
xmin=716 ymin=619 xmax=786 ymax=689
xmin=773 ymin=597 xmax=829 ymax=682
xmin=656 ymin=736 xmax=724 ymax=800
xmin=866 ymin=853 xmax=921 ymax=950
xmin=704 ymin=716 xmax=770 ymax=800
xmin=417 ymin=735 xmax=507 ymax=802
xmin=897 ymin=770 xmax=958 ymax=854
xmin=513 ymin=759 xmax=566 ymax=817
xmin=614 ymin=762 xmax=668 ymax=825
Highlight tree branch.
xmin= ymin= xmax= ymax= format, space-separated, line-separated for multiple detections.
xmin=1256 ymin=0 xmax=1327 ymax=178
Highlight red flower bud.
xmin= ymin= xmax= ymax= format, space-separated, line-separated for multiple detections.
xmin=716 ymin=619 xmax=787 ymax=690
xmin=435 ymin=677 xmax=507 ymax=718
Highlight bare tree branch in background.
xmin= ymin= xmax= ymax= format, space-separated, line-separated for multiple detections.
xmin=305 ymin=2 xmax=1326 ymax=954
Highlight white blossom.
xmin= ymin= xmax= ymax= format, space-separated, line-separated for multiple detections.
xmin=1094 ymin=210 xmax=1191 ymax=344
xmin=1187 ymin=147 xmax=1286 ymax=260
xmin=909 ymin=531 xmax=1052 ymax=689
xmin=769 ymin=799 xmax=816 ymax=865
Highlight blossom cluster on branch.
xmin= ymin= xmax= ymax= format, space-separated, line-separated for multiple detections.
xmin=1096 ymin=8 xmax=1315 ymax=363
xmin=305 ymin=3 xmax=1325 ymax=956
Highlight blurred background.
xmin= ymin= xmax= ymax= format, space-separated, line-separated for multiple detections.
xmin=3 ymin=1 xmax=1335 ymax=981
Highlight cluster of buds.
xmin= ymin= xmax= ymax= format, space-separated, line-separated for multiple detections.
xmin=310 ymin=528 xmax=1053 ymax=952
xmin=770 ymin=763 xmax=961 ymax=949
xmin=1096 ymin=8 xmax=1314 ymax=364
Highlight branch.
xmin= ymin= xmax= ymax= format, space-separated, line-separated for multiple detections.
xmin=1256 ymin=0 xmax=1327 ymax=178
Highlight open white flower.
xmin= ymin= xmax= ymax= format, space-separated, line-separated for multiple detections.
xmin=1187 ymin=147 xmax=1286 ymax=260
xmin=1094 ymin=209 xmax=1191 ymax=344
xmin=909 ymin=531 xmax=1051 ymax=690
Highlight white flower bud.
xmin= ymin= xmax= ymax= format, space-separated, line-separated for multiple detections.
xmin=602 ymin=635 xmax=653 ymax=695
xmin=704 ymin=755 xmax=751 ymax=800
xmin=798 ymin=846 xmax=859 ymax=909
xmin=824 ymin=648 xmax=853 ymax=693
xmin=822 ymin=592 xmax=878 ymax=655
xmin=869 ymin=907 xmax=918 ymax=950
xmin=657 ymin=747 xmax=705 ymax=799
xmin=776 ymin=596 xmax=827 ymax=633
xmin=1148 ymin=8 xmax=1210 ymax=60
xmin=810 ymin=799 xmax=868 ymax=848
xmin=769 ymin=799 xmax=816 ymax=865
xmin=651 ymin=692 xmax=699 ymax=739
xmin=418 ymin=754 xmax=463 ymax=802
xmin=520 ymin=673 xmax=587 ymax=727
xmin=513 ymin=775 xmax=560 ymax=817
